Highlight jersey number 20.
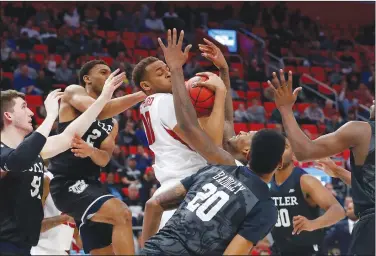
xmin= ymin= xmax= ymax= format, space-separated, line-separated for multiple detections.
xmin=141 ymin=111 xmax=155 ymax=145
xmin=186 ymin=183 xmax=229 ymax=221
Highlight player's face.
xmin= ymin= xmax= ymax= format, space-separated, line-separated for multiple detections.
xmin=281 ymin=138 xmax=293 ymax=168
xmin=228 ymin=131 xmax=257 ymax=159
xmin=84 ymin=64 xmax=112 ymax=94
xmin=6 ymin=97 xmax=34 ymax=133
xmin=141 ymin=60 xmax=172 ymax=94
xmin=370 ymin=100 xmax=375 ymax=120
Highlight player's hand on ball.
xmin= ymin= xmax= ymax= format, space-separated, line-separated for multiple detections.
xmin=194 ymin=72 xmax=226 ymax=93
xmin=44 ymin=89 xmax=64 ymax=119
xmin=158 ymin=28 xmax=192 ymax=69
xmin=101 ymin=68 xmax=126 ymax=101
xmin=267 ymin=69 xmax=302 ymax=111
xmin=315 ymin=158 xmax=338 ymax=178
xmin=292 ymin=215 xmax=316 ymax=235
xmin=71 ymin=134 xmax=95 ymax=158
xmin=198 ymin=38 xmax=228 ymax=70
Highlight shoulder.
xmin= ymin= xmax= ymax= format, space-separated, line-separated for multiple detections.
xmin=299 ymin=173 xmax=323 ymax=192
xmin=64 ymin=84 xmax=86 ymax=97
xmin=251 ymin=198 xmax=278 ymax=219
xmin=0 ymin=143 xmax=12 ymax=157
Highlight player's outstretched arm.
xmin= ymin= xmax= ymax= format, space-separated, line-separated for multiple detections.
xmin=199 ymin=39 xmax=235 ymax=148
xmin=292 ymin=175 xmax=345 ymax=235
xmin=40 ymin=70 xmax=124 ymax=159
xmin=64 ymin=73 xmax=145 ymax=120
xmin=268 ymin=69 xmax=370 ymax=161
xmin=141 ymin=183 xmax=187 ymax=247
xmin=316 ymin=158 xmax=352 ymax=185
xmin=158 ymin=28 xmax=235 ymax=165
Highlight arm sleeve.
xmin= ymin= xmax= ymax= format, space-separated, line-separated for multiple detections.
xmin=1 ymin=132 xmax=47 ymax=172
xmin=238 ymin=200 xmax=278 ymax=244
xmin=159 ymin=94 xmax=178 ymax=129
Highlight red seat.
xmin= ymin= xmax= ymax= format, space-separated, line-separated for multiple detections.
xmin=106 ymin=31 xmax=118 ymax=40
xmin=120 ymin=146 xmax=128 ymax=155
xmin=54 ymin=54 xmax=62 ymax=64
xmin=261 ymin=82 xmax=269 ymax=89
xmin=17 ymin=52 xmax=27 ymax=60
xmin=133 ymin=49 xmax=149 ymax=58
xmin=114 ymin=172 xmax=121 ymax=183
xmin=25 ymin=95 xmax=43 ymax=106
xmin=2 ymin=72 xmax=13 ymax=80
xmin=123 ymin=32 xmax=136 ymax=40
xmin=284 ymin=66 xmax=297 ymax=73
xmin=129 ymin=146 xmax=137 ymax=154
xmin=248 ymin=81 xmax=260 ymax=90
xmin=34 ymin=53 xmax=45 ymax=64
xmin=233 ymin=100 xmax=244 ymax=110
xmin=249 ymin=123 xmax=265 ymax=131
xmin=232 ymin=63 xmax=244 ymax=79
xmin=100 ymin=172 xmax=107 ymax=183
xmin=266 ymin=123 xmax=277 ymax=129
xmin=343 ymin=149 xmax=350 ymax=160
xmin=33 ymin=44 xmax=48 ymax=53
xmin=236 ymin=90 xmax=246 ymax=99
xmin=332 ymin=84 xmax=342 ymax=94
xmin=52 ymin=84 xmax=67 ymax=89
xmin=301 ymin=75 xmax=315 ymax=84
xmin=246 ymin=91 xmax=261 ymax=100
xmin=234 ymin=123 xmax=248 ymax=134
xmin=264 ymin=102 xmax=276 ymax=113
xmin=318 ymin=85 xmax=333 ymax=95
xmin=101 ymin=56 xmax=114 ymax=67
xmin=149 ymin=50 xmax=157 ymax=56
xmin=297 ymin=66 xmax=310 ymax=74
xmin=311 ymin=66 xmax=326 ymax=82
xmin=97 ymin=30 xmax=106 ymax=38
xmin=296 ymin=103 xmax=311 ymax=113
xmin=301 ymin=124 xmax=318 ymax=134
xmin=123 ymin=39 xmax=135 ymax=49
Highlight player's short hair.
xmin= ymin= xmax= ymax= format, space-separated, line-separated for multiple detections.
xmin=1 ymin=90 xmax=25 ymax=131
xmin=132 ymin=56 xmax=159 ymax=91
xmin=249 ymin=129 xmax=286 ymax=174
xmin=79 ymin=60 xmax=108 ymax=86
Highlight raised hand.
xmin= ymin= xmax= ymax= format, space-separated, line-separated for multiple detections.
xmin=71 ymin=134 xmax=95 ymax=158
xmin=101 ymin=69 xmax=126 ymax=101
xmin=198 ymin=38 xmax=228 ymax=70
xmin=44 ymin=89 xmax=64 ymax=119
xmin=158 ymin=28 xmax=192 ymax=69
xmin=267 ymin=69 xmax=302 ymax=111
xmin=315 ymin=158 xmax=338 ymax=178
xmin=194 ymin=72 xmax=226 ymax=93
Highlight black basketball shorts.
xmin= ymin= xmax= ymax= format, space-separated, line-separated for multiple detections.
xmin=49 ymin=176 xmax=114 ymax=253
xmin=348 ymin=211 xmax=375 ymax=256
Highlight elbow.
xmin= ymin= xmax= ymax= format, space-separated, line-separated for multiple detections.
xmin=334 ymin=204 xmax=346 ymax=220
xmin=145 ymin=198 xmax=162 ymax=211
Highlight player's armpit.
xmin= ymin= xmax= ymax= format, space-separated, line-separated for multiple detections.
xmin=141 ymin=183 xmax=188 ymax=247
xmin=224 ymin=234 xmax=254 ymax=255
xmin=173 ymin=125 xmax=235 ymax=165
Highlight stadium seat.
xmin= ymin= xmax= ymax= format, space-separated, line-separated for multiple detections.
xmin=101 ymin=56 xmax=114 ymax=66
xmin=129 ymin=146 xmax=137 ymax=154
xmin=236 ymin=91 xmax=246 ymax=99
xmin=123 ymin=39 xmax=135 ymax=49
xmin=106 ymin=31 xmax=118 ymax=40
xmin=97 ymin=30 xmax=106 ymax=38
xmin=343 ymin=149 xmax=350 ymax=160
xmin=311 ymin=66 xmax=326 ymax=82
xmin=284 ymin=66 xmax=297 ymax=73
xmin=261 ymin=82 xmax=269 ymax=89
xmin=134 ymin=49 xmax=149 ymax=59
xmin=149 ymin=50 xmax=157 ymax=56
xmin=297 ymin=66 xmax=310 ymax=74
xmin=246 ymin=91 xmax=261 ymax=100
xmin=33 ymin=44 xmax=48 ymax=53
xmin=100 ymin=172 xmax=107 ymax=183
xmin=232 ymin=63 xmax=244 ymax=79
xmin=318 ymin=84 xmax=333 ymax=95
xmin=296 ymin=103 xmax=311 ymax=113
xmin=301 ymin=75 xmax=315 ymax=84
xmin=2 ymin=72 xmax=14 ymax=80
xmin=301 ymin=124 xmax=318 ymax=134
xmin=247 ymin=81 xmax=261 ymax=90
xmin=17 ymin=52 xmax=27 ymax=60
xmin=54 ymin=54 xmax=62 ymax=64
xmin=332 ymin=84 xmax=342 ymax=94
xmin=233 ymin=100 xmax=244 ymax=110
xmin=35 ymin=53 xmax=45 ymax=64
xmin=249 ymin=123 xmax=265 ymax=131
xmin=120 ymin=146 xmax=128 ymax=155
xmin=25 ymin=95 xmax=43 ymax=106
xmin=266 ymin=123 xmax=277 ymax=129
xmin=123 ymin=31 xmax=136 ymax=40
xmin=263 ymin=102 xmax=276 ymax=113
xmin=234 ymin=123 xmax=248 ymax=134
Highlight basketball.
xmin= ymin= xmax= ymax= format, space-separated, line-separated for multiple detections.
xmin=186 ymin=76 xmax=215 ymax=117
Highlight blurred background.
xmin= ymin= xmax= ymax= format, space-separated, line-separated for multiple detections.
xmin=1 ymin=1 xmax=374 ymax=255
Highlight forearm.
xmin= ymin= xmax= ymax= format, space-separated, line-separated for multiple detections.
xmin=141 ymin=202 xmax=163 ymax=247
xmin=219 ymin=67 xmax=234 ymax=123
xmin=280 ymin=108 xmax=314 ymax=160
xmin=41 ymin=215 xmax=69 ymax=233
xmin=90 ymin=148 xmax=111 ymax=167
xmin=36 ymin=115 xmax=56 ymax=138
xmin=202 ymin=88 xmax=227 ymax=146
xmin=97 ymin=92 xmax=145 ymax=120
xmin=311 ymin=204 xmax=345 ymax=230
xmin=332 ymin=165 xmax=352 ymax=185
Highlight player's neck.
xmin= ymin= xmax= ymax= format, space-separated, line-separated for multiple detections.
xmin=86 ymin=87 xmax=100 ymax=99
xmin=1 ymin=126 xmax=27 ymax=148
xmin=274 ymin=162 xmax=295 ymax=185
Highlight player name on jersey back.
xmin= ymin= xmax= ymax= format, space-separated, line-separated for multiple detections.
xmin=140 ymin=93 xmax=207 ymax=184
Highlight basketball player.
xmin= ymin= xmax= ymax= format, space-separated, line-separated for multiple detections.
xmin=0 ymin=72 xmax=124 ymax=255
xmin=133 ymin=33 xmax=228 ymax=228
xmin=49 ymin=61 xmax=138 ymax=255
xmin=268 ymin=70 xmax=375 ymax=255
xmin=270 ymin=137 xmax=345 ymax=256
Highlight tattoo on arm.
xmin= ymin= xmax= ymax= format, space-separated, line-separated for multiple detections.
xmin=154 ymin=184 xmax=187 ymax=211
xmin=219 ymin=68 xmax=234 ymax=123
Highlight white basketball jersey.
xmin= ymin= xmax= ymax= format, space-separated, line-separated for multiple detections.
xmin=139 ymin=93 xmax=207 ymax=185
xmin=32 ymin=172 xmax=74 ymax=253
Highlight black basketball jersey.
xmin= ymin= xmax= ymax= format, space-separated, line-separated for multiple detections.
xmin=48 ymin=118 xmax=114 ymax=178
xmin=350 ymin=120 xmax=375 ymax=216
xmin=144 ymin=165 xmax=277 ymax=256
xmin=269 ymin=167 xmax=324 ymax=251
xmin=0 ymin=143 xmax=45 ymax=247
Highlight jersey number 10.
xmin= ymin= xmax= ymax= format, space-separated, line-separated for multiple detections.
xmin=141 ymin=111 xmax=155 ymax=145
xmin=186 ymin=183 xmax=229 ymax=221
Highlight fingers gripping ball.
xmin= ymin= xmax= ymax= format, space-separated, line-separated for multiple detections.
xmin=186 ymin=76 xmax=215 ymax=117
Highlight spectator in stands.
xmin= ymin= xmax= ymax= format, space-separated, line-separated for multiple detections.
xmin=14 ymin=62 xmax=37 ymax=79
xmin=120 ymin=155 xmax=142 ymax=188
xmin=164 ymin=5 xmax=179 ymax=18
xmin=303 ymin=101 xmax=325 ymax=124
xmin=135 ymin=122 xmax=148 ymax=147
xmin=329 ymin=64 xmax=343 ymax=85
xmin=340 ymin=48 xmax=356 ymax=68
xmin=347 ymin=73 xmax=360 ymax=91
xmin=135 ymin=145 xmax=152 ymax=173
xmin=141 ymin=166 xmax=159 ymax=204
xmin=55 ymin=60 xmax=74 ymax=85
xmin=110 ymin=145 xmax=128 ymax=173
xmin=124 ymin=184 xmax=144 ymax=229
xmin=1 ymin=40 xmax=12 ymax=61
xmin=63 ymin=7 xmax=80 ymax=28
xmin=247 ymin=58 xmax=266 ymax=82
xmin=46 ymin=54 xmax=57 ymax=74
xmin=145 ymin=10 xmax=165 ymax=32
xmin=108 ymin=34 xmax=127 ymax=59
xmin=230 ymin=68 xmax=248 ymax=91
xmin=27 ymin=52 xmax=41 ymax=71
xmin=118 ymin=120 xmax=140 ymax=146
xmin=83 ymin=5 xmax=99 ymax=27
xmin=234 ymin=103 xmax=251 ymax=122
xmin=98 ymin=10 xmax=114 ymax=31
xmin=139 ymin=32 xmax=157 ymax=50
xmin=87 ymin=35 xmax=105 ymax=56
xmin=130 ymin=11 xmax=145 ymax=33
xmin=354 ymin=83 xmax=374 ymax=107
xmin=104 ymin=172 xmax=125 ymax=201
xmin=14 ymin=65 xmax=42 ymax=95
xmin=323 ymin=99 xmax=338 ymax=120
xmin=21 ymin=19 xmax=40 ymax=40
xmin=35 ymin=70 xmax=53 ymax=95
xmin=247 ymin=98 xmax=266 ymax=123
xmin=325 ymin=114 xmax=344 ymax=134
xmin=2 ymin=52 xmax=19 ymax=72
xmin=114 ymin=10 xmax=131 ymax=32
xmin=35 ymin=5 xmax=50 ymax=26
xmin=17 ymin=31 xmax=34 ymax=51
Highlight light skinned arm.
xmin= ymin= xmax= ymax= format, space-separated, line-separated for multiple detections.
xmin=141 ymin=183 xmax=187 ymax=247
xmin=292 ymin=175 xmax=345 ymax=235
xmin=158 ymin=29 xmax=235 ymax=165
xmin=64 ymin=84 xmax=145 ymax=120
xmin=316 ymin=158 xmax=352 ymax=185
xmin=40 ymin=70 xmax=124 ymax=159
xmin=224 ymin=235 xmax=254 ymax=255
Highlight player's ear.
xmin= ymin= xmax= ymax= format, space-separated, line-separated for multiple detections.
xmin=140 ymin=81 xmax=152 ymax=93
xmin=83 ymin=75 xmax=91 ymax=85
xmin=276 ymin=158 xmax=284 ymax=170
xmin=242 ymin=147 xmax=250 ymax=160
xmin=3 ymin=112 xmax=12 ymax=122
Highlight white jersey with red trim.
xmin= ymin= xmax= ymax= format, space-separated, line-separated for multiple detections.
xmin=140 ymin=93 xmax=207 ymax=185
xmin=31 ymin=172 xmax=74 ymax=255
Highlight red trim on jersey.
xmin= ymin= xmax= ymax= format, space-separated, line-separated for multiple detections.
xmin=164 ymin=128 xmax=194 ymax=151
